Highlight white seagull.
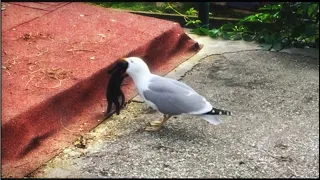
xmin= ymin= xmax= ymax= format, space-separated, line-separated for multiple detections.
xmin=119 ymin=57 xmax=231 ymax=131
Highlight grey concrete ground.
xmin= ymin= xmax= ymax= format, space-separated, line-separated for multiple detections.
xmin=30 ymin=33 xmax=319 ymax=178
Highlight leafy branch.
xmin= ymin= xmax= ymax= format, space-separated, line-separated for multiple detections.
xmin=171 ymin=2 xmax=319 ymax=51
xmin=165 ymin=3 xmax=201 ymax=27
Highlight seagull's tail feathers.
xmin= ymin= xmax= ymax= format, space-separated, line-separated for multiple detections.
xmin=200 ymin=108 xmax=231 ymax=125
xmin=200 ymin=115 xmax=222 ymax=125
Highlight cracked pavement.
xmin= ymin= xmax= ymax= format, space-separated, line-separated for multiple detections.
xmin=30 ymin=48 xmax=319 ymax=178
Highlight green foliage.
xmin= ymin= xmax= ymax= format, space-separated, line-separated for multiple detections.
xmin=165 ymin=3 xmax=203 ymax=28
xmin=91 ymin=2 xmax=158 ymax=12
xmin=187 ymin=2 xmax=319 ymax=51
xmin=91 ymin=2 xmax=194 ymax=14
xmin=185 ymin=7 xmax=197 ymax=16
xmin=92 ymin=2 xmax=319 ymax=50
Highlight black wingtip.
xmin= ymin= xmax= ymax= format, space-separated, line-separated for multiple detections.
xmin=205 ymin=107 xmax=231 ymax=116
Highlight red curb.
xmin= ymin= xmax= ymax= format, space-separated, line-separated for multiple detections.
xmin=10 ymin=2 xmax=69 ymax=11
xmin=2 ymin=3 xmax=47 ymax=31
xmin=1 ymin=2 xmax=201 ymax=177
xmin=1 ymin=2 xmax=71 ymax=31
xmin=10 ymin=2 xmax=55 ymax=10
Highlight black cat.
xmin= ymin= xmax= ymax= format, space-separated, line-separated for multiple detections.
xmin=105 ymin=61 xmax=128 ymax=117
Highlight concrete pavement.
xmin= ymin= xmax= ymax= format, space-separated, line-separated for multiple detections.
xmin=29 ymin=33 xmax=319 ymax=178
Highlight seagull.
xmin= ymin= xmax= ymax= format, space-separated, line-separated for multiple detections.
xmin=118 ymin=57 xmax=231 ymax=131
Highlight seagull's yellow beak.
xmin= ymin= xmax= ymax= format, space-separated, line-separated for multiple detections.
xmin=120 ymin=58 xmax=126 ymax=61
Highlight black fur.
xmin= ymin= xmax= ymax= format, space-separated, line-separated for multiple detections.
xmin=105 ymin=61 xmax=128 ymax=117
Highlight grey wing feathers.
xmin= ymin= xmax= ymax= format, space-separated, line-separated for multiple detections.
xmin=144 ymin=76 xmax=211 ymax=115
xmin=150 ymin=76 xmax=196 ymax=92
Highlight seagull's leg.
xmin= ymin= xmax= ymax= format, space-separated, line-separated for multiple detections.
xmin=149 ymin=114 xmax=170 ymax=126
xmin=149 ymin=115 xmax=172 ymax=126
xmin=145 ymin=114 xmax=172 ymax=132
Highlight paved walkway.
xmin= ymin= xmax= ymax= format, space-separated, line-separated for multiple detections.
xmin=30 ymin=33 xmax=319 ymax=178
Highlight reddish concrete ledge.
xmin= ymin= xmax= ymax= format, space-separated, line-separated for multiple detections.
xmin=1 ymin=2 xmax=201 ymax=178
xmin=1 ymin=2 xmax=70 ymax=31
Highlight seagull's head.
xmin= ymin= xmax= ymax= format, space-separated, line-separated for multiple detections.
xmin=120 ymin=57 xmax=150 ymax=77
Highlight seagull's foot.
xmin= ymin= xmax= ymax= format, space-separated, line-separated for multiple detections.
xmin=149 ymin=120 xmax=162 ymax=126
xmin=145 ymin=125 xmax=163 ymax=132
xmin=144 ymin=115 xmax=171 ymax=132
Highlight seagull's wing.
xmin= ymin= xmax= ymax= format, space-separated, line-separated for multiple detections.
xmin=143 ymin=76 xmax=212 ymax=115
xmin=150 ymin=76 xmax=197 ymax=93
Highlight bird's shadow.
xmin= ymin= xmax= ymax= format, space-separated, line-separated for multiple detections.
xmin=19 ymin=130 xmax=56 ymax=158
